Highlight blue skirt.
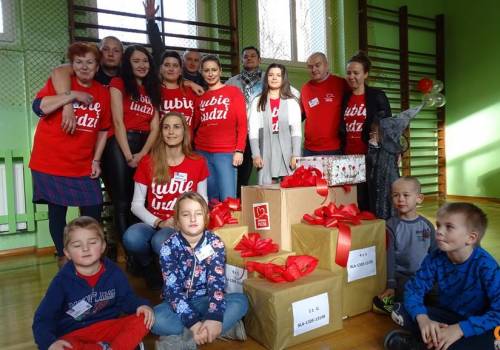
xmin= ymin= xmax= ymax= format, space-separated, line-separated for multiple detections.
xmin=32 ymin=170 xmax=103 ymax=207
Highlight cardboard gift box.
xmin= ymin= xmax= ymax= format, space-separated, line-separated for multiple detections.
xmin=296 ymin=155 xmax=366 ymax=186
xmin=243 ymin=269 xmax=343 ymax=350
xmin=225 ymin=249 xmax=295 ymax=293
xmin=241 ymin=185 xmax=355 ymax=251
xmin=213 ymin=225 xmax=248 ymax=249
xmin=291 ymin=220 xmax=386 ymax=317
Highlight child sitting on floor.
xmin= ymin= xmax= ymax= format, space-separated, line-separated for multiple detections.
xmin=32 ymin=216 xmax=154 ymax=350
xmin=373 ymin=176 xmax=436 ymax=314
xmin=384 ymin=202 xmax=500 ymax=350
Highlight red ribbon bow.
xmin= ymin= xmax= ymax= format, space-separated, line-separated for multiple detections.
xmin=302 ymin=202 xmax=376 ymax=268
xmin=208 ymin=200 xmax=239 ymax=230
xmin=280 ymin=166 xmax=329 ymax=200
xmin=234 ymin=232 xmax=279 ymax=257
xmin=246 ymin=255 xmax=319 ymax=283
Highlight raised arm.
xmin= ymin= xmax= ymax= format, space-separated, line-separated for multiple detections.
xmin=144 ymin=0 xmax=165 ymax=66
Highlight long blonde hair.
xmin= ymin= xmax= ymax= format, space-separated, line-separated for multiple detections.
xmin=150 ymin=112 xmax=197 ymax=184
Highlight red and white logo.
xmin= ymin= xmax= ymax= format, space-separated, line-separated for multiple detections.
xmin=252 ymin=202 xmax=270 ymax=230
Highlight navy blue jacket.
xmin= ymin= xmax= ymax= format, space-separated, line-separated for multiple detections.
xmin=32 ymin=258 xmax=149 ymax=350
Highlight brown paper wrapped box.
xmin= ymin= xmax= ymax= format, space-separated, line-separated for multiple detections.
xmin=225 ymin=249 xmax=295 ymax=293
xmin=241 ymin=185 xmax=356 ymax=250
xmin=243 ymin=269 xmax=343 ymax=350
xmin=213 ymin=225 xmax=248 ymax=249
xmin=291 ymin=220 xmax=386 ymax=317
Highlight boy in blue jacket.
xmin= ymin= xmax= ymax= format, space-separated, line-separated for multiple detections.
xmin=384 ymin=202 xmax=500 ymax=350
xmin=33 ymin=216 xmax=154 ymax=350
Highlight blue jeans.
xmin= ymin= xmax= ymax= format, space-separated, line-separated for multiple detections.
xmin=122 ymin=223 xmax=175 ymax=266
xmin=302 ymin=148 xmax=342 ymax=156
xmin=391 ymin=303 xmax=495 ymax=350
xmin=197 ymin=151 xmax=237 ymax=202
xmin=152 ymin=293 xmax=249 ymax=336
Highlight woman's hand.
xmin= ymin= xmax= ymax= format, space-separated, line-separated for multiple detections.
xmin=127 ymin=152 xmax=145 ymax=168
xmin=90 ymin=160 xmax=101 ymax=179
xmin=158 ymin=217 xmax=175 ymax=228
xmin=136 ymin=305 xmax=155 ymax=330
xmin=184 ymin=80 xmax=204 ymax=96
xmin=253 ymin=156 xmax=263 ymax=169
xmin=71 ymin=91 xmax=94 ymax=105
xmin=143 ymin=0 xmax=159 ymax=20
xmin=232 ymin=152 xmax=243 ymax=166
xmin=290 ymin=156 xmax=297 ymax=170
xmin=61 ymin=104 xmax=76 ymax=134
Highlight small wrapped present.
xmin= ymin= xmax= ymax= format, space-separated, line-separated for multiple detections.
xmin=296 ymin=155 xmax=366 ymax=186
xmin=244 ymin=269 xmax=343 ymax=350
xmin=213 ymin=225 xmax=248 ymax=249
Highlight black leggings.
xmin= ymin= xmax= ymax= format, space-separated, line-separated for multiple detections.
xmin=101 ymin=133 xmax=148 ymax=244
xmin=49 ymin=203 xmax=102 ymax=257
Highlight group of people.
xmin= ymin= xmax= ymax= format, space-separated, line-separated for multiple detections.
xmin=29 ymin=3 xmax=499 ymax=348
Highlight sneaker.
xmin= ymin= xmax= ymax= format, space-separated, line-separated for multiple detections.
xmin=383 ymin=329 xmax=425 ymax=350
xmin=219 ymin=320 xmax=247 ymax=341
xmin=143 ymin=261 xmax=163 ymax=291
xmin=373 ymin=295 xmax=394 ymax=315
xmin=156 ymin=335 xmax=197 ymax=350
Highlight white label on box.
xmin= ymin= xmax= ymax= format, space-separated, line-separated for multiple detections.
xmin=347 ymin=246 xmax=376 ymax=283
xmin=292 ymin=292 xmax=329 ymax=336
xmin=252 ymin=202 xmax=271 ymax=230
xmin=225 ymin=264 xmax=247 ymax=293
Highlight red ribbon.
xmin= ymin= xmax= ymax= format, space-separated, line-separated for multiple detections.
xmin=208 ymin=205 xmax=239 ymax=230
xmin=209 ymin=197 xmax=241 ymax=211
xmin=302 ymin=202 xmax=376 ymax=268
xmin=280 ymin=166 xmax=329 ymax=200
xmin=246 ymin=255 xmax=318 ymax=283
xmin=234 ymin=232 xmax=279 ymax=257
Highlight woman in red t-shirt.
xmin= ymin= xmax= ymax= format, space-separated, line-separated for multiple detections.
xmin=194 ymin=55 xmax=247 ymax=202
xmin=101 ymin=45 xmax=161 ymax=250
xmin=158 ymin=51 xmax=198 ymax=130
xmin=340 ymin=51 xmax=392 ymax=213
xmin=122 ymin=112 xmax=209 ymax=289
xmin=29 ymin=42 xmax=111 ymax=265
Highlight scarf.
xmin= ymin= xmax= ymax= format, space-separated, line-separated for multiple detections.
xmin=240 ymin=69 xmax=262 ymax=103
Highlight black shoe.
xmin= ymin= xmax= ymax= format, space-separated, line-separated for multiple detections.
xmin=373 ymin=295 xmax=394 ymax=315
xmin=144 ymin=261 xmax=163 ymax=291
xmin=126 ymin=255 xmax=143 ymax=277
xmin=384 ymin=329 xmax=425 ymax=350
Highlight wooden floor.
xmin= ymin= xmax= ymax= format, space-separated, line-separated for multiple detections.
xmin=1 ymin=198 xmax=498 ymax=350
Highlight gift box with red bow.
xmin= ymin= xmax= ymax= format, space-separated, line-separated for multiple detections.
xmin=213 ymin=225 xmax=248 ymax=249
xmin=243 ymin=269 xmax=343 ymax=350
xmin=295 ymin=155 xmax=366 ymax=186
xmin=291 ymin=204 xmax=386 ymax=317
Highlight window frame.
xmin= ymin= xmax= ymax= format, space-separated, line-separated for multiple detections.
xmin=0 ymin=0 xmax=15 ymax=43
xmin=257 ymin=0 xmax=329 ymax=67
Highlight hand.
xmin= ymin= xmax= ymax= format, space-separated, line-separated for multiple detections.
xmin=71 ymin=91 xmax=94 ymax=105
xmin=437 ymin=323 xmax=463 ymax=350
xmin=159 ymin=217 xmax=175 ymax=228
xmin=290 ymin=156 xmax=297 ymax=170
xmin=136 ymin=305 xmax=155 ymax=330
xmin=127 ymin=152 xmax=144 ymax=168
xmin=233 ymin=152 xmax=243 ymax=166
xmin=416 ymin=314 xmax=447 ymax=349
xmin=90 ymin=161 xmax=101 ymax=179
xmin=253 ymin=156 xmax=263 ymax=168
xmin=61 ymin=104 xmax=76 ymax=134
xmin=48 ymin=339 xmax=73 ymax=350
xmin=143 ymin=0 xmax=159 ymax=20
xmin=186 ymin=81 xmax=204 ymax=96
xmin=200 ymin=319 xmax=222 ymax=343
xmin=378 ymin=288 xmax=395 ymax=299
xmin=190 ymin=321 xmax=208 ymax=345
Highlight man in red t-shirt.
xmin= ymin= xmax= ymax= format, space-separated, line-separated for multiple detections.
xmin=300 ymin=52 xmax=349 ymax=156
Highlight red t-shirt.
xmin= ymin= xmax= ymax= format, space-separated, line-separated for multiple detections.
xmin=134 ymin=154 xmax=209 ymax=220
xmin=160 ymin=86 xmax=197 ymax=127
xmin=29 ymin=77 xmax=111 ymax=177
xmin=344 ymin=94 xmax=368 ymax=155
xmin=76 ymin=263 xmax=105 ymax=288
xmin=108 ymin=77 xmax=155 ymax=137
xmin=193 ymin=85 xmax=247 ymax=153
xmin=300 ymin=74 xmax=349 ymax=151
xmin=270 ymin=98 xmax=280 ymax=134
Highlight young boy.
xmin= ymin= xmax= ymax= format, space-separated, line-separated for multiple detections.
xmin=384 ymin=202 xmax=500 ymax=350
xmin=32 ymin=216 xmax=154 ymax=350
xmin=373 ymin=176 xmax=436 ymax=314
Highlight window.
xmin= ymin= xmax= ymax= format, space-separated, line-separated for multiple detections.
xmin=0 ymin=0 xmax=15 ymax=42
xmin=96 ymin=0 xmax=198 ymax=48
xmin=258 ymin=0 xmax=326 ymax=63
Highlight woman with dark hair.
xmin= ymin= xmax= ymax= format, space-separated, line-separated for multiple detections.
xmin=159 ymin=51 xmax=198 ymax=130
xmin=194 ymin=55 xmax=247 ymax=201
xmin=29 ymin=42 xmax=111 ymax=266
xmin=101 ymin=45 xmax=161 ymax=253
xmin=248 ymin=63 xmax=302 ymax=185
xmin=122 ymin=112 xmax=208 ymax=289
xmin=340 ymin=51 xmax=392 ymax=214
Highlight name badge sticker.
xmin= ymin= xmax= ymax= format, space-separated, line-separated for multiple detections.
xmin=308 ymin=97 xmax=320 ymax=108
xmin=174 ymin=172 xmax=188 ymax=182
xmin=196 ymin=244 xmax=215 ymax=261
xmin=66 ymin=299 xmax=92 ymax=319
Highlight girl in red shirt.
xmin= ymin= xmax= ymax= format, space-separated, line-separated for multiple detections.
xmin=194 ymin=55 xmax=247 ymax=201
xmin=158 ymin=51 xmax=198 ymax=129
xmin=29 ymin=42 xmax=111 ymax=265
xmin=101 ymin=45 xmax=161 ymax=252
xmin=122 ymin=112 xmax=209 ymax=289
